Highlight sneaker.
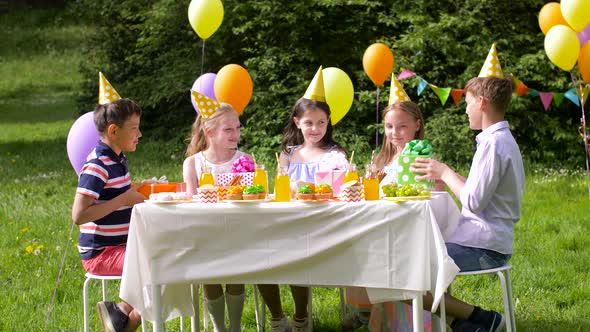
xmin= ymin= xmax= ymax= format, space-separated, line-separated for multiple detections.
xmin=96 ymin=301 xmax=128 ymax=332
xmin=451 ymin=319 xmax=489 ymax=332
xmin=270 ymin=315 xmax=291 ymax=332
xmin=471 ymin=309 xmax=505 ymax=332
xmin=292 ymin=317 xmax=309 ymax=332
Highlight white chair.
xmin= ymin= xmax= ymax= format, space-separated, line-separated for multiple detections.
xmin=438 ymin=265 xmax=516 ymax=332
xmin=255 ymin=287 xmax=346 ymax=332
xmin=83 ymin=273 xmax=191 ymax=332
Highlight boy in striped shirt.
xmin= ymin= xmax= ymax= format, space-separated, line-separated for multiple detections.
xmin=72 ymin=98 xmax=145 ymax=332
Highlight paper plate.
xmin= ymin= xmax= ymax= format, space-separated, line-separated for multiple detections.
xmin=383 ymin=196 xmax=431 ymax=202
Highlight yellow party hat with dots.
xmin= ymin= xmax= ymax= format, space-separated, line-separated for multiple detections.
xmin=191 ymin=90 xmax=220 ymax=119
xmin=98 ymin=72 xmax=122 ymax=105
xmin=478 ymin=43 xmax=504 ymax=78
xmin=303 ymin=66 xmax=326 ymax=102
xmin=388 ymin=73 xmax=411 ymax=104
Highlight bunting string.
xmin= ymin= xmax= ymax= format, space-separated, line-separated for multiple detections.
xmin=396 ymin=68 xmax=590 ymax=111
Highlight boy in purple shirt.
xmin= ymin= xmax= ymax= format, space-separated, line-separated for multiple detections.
xmin=413 ymin=77 xmax=525 ymax=332
xmin=72 ymin=98 xmax=146 ymax=332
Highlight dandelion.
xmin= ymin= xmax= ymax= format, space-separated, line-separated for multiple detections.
xmin=11 ymin=159 xmax=16 ymax=163
xmin=25 ymin=245 xmax=34 ymax=254
xmin=56 ymin=246 xmax=61 ymax=251
xmin=20 ymin=227 xmax=29 ymax=233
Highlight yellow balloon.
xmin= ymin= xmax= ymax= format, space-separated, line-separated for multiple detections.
xmin=188 ymin=0 xmax=224 ymax=40
xmin=544 ymin=25 xmax=580 ymax=71
xmin=561 ymin=0 xmax=590 ymax=32
xmin=322 ymin=67 xmax=354 ymax=126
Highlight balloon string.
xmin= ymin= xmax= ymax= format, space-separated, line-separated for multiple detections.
xmin=200 ymin=39 xmax=206 ymax=78
xmin=569 ymin=72 xmax=590 ymax=199
xmin=376 ymin=87 xmax=380 ymax=147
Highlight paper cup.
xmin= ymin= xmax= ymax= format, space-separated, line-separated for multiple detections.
xmin=198 ymin=190 xmax=218 ymax=203
xmin=340 ymin=186 xmax=362 ymax=202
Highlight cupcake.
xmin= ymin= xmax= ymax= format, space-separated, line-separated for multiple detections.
xmin=243 ymin=184 xmax=265 ymax=200
xmin=314 ymin=184 xmax=333 ymax=201
xmin=296 ymin=184 xmax=315 ymax=201
xmin=226 ymin=185 xmax=246 ymax=200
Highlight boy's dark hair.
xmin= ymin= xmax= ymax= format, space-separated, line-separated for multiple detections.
xmin=464 ymin=77 xmax=514 ymax=114
xmin=94 ymin=98 xmax=142 ymax=134
xmin=280 ymin=97 xmax=342 ymax=154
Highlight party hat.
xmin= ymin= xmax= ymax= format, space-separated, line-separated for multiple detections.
xmin=388 ymin=73 xmax=411 ymax=104
xmin=98 ymin=72 xmax=122 ymax=105
xmin=191 ymin=90 xmax=220 ymax=119
xmin=478 ymin=43 xmax=504 ymax=78
xmin=303 ymin=66 xmax=326 ymax=102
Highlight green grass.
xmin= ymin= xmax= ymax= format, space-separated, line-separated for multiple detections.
xmin=2 ymin=6 xmax=590 ymax=332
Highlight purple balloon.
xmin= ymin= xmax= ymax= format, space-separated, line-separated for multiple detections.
xmin=578 ymin=22 xmax=590 ymax=47
xmin=191 ymin=73 xmax=217 ymax=113
xmin=67 ymin=111 xmax=100 ymax=175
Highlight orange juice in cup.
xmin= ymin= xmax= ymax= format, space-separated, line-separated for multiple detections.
xmin=274 ymin=166 xmax=291 ymax=202
xmin=253 ymin=164 xmax=268 ymax=196
xmin=363 ymin=164 xmax=379 ymax=200
xmin=344 ymin=163 xmax=359 ymax=183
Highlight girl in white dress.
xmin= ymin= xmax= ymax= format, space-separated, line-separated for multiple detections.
xmin=259 ymin=97 xmax=347 ymax=332
xmin=183 ymin=102 xmax=251 ymax=332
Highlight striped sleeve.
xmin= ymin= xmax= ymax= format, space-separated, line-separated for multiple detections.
xmin=77 ymin=159 xmax=108 ymax=199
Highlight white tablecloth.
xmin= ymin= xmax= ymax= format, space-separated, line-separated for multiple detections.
xmin=120 ymin=194 xmax=460 ymax=322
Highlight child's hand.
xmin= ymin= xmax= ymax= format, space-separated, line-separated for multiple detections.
xmin=123 ymin=183 xmax=148 ymax=206
xmin=411 ymin=157 xmax=449 ymax=181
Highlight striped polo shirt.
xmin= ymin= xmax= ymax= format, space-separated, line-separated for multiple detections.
xmin=76 ymin=141 xmax=132 ymax=260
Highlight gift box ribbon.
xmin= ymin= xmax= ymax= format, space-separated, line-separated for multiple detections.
xmin=402 ymin=139 xmax=432 ymax=155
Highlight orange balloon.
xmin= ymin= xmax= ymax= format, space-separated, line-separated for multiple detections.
xmin=362 ymin=43 xmax=394 ymax=87
xmin=538 ymin=2 xmax=570 ymax=35
xmin=579 ymin=42 xmax=590 ymax=84
xmin=214 ymin=64 xmax=253 ymax=115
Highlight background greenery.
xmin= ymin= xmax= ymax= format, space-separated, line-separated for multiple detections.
xmin=71 ymin=0 xmax=587 ymax=169
xmin=1 ymin=2 xmax=590 ymax=331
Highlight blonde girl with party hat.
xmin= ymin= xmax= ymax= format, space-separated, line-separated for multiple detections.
xmin=343 ymin=75 xmax=436 ymax=332
xmin=183 ymin=93 xmax=251 ymax=332
xmin=257 ymin=67 xmax=348 ymax=332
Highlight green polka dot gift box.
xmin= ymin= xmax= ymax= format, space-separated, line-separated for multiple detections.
xmin=396 ymin=139 xmax=434 ymax=189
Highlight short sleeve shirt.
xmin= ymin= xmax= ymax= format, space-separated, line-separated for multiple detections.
xmin=76 ymin=141 xmax=132 ymax=260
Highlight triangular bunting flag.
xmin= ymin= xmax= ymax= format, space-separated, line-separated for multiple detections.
xmin=553 ymin=93 xmax=565 ymax=107
xmin=397 ymin=69 xmax=416 ymax=80
xmin=417 ymin=79 xmax=428 ymax=96
xmin=451 ymin=89 xmax=464 ymax=106
xmin=98 ymin=72 xmax=122 ymax=105
xmin=388 ymin=73 xmax=411 ymax=104
xmin=303 ymin=66 xmax=326 ymax=102
xmin=191 ymin=90 xmax=220 ymax=119
xmin=539 ymin=92 xmax=553 ymax=111
xmin=429 ymin=84 xmax=451 ymax=106
xmin=478 ymin=43 xmax=503 ymax=78
xmin=565 ymin=88 xmax=580 ymax=106
xmin=528 ymin=89 xmax=540 ymax=97
xmin=578 ymin=86 xmax=590 ymax=106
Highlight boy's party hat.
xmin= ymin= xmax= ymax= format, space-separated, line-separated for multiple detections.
xmin=98 ymin=72 xmax=121 ymax=105
xmin=303 ymin=66 xmax=326 ymax=102
xmin=191 ymin=90 xmax=219 ymax=119
xmin=389 ymin=73 xmax=411 ymax=104
xmin=478 ymin=43 xmax=504 ymax=78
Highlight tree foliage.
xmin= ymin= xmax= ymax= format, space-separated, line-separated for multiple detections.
xmin=72 ymin=0 xmax=586 ymax=167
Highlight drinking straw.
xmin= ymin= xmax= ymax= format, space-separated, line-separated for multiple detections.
xmin=275 ymin=152 xmax=280 ymax=168
xmin=370 ymin=150 xmax=375 ymax=165
xmin=252 ymin=152 xmax=257 ymax=166
xmin=349 ymin=150 xmax=355 ymax=165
